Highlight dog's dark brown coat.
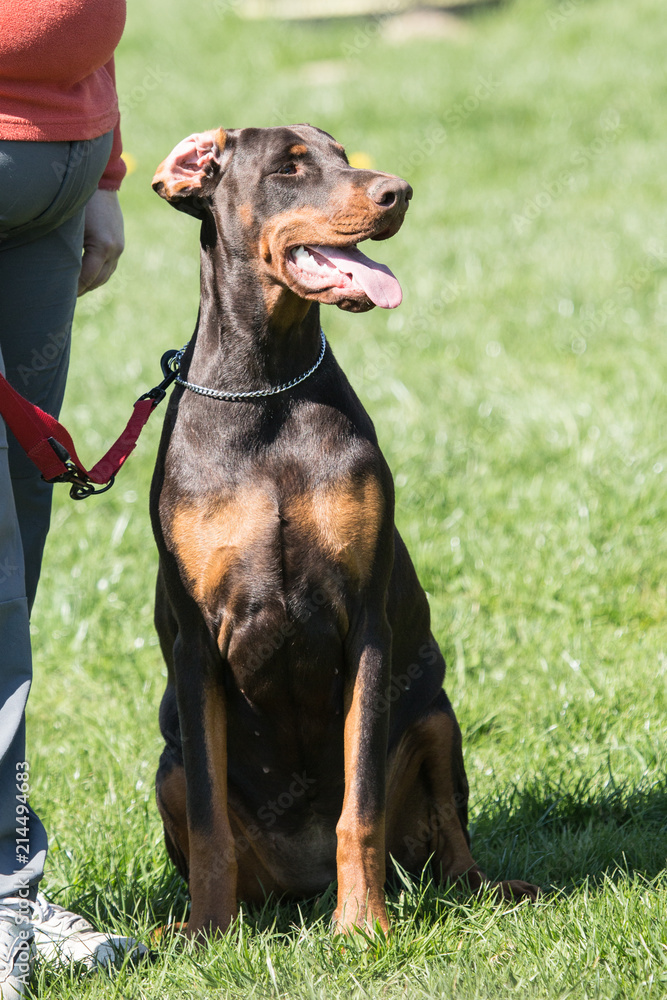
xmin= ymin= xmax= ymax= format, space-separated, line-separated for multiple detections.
xmin=151 ymin=124 xmax=538 ymax=936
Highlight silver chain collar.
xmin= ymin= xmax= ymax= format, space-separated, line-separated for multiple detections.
xmin=172 ymin=329 xmax=327 ymax=401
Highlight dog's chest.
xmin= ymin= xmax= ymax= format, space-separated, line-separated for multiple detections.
xmin=166 ymin=471 xmax=385 ymax=615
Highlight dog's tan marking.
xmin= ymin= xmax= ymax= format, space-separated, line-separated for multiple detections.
xmin=187 ymin=683 xmax=238 ymax=935
xmin=335 ymin=815 xmax=388 ymax=933
xmin=386 ymin=711 xmax=538 ymax=901
xmin=171 ymin=488 xmax=277 ymax=605
xmin=257 ymin=186 xmax=400 ymax=317
xmin=237 ymin=202 xmax=254 ymax=226
xmin=260 ymin=197 xmax=383 ymax=264
xmin=172 ymin=476 xmax=381 ymax=598
xmin=258 ymin=190 xmax=394 ymax=312
xmin=259 ymin=207 xmax=329 ymax=264
xmin=258 ymin=278 xmax=313 ymax=330
xmin=328 ymin=182 xmax=389 ymax=233
xmin=287 ymin=475 xmax=384 ymax=587
xmin=386 ymin=712 xmax=476 ymax=879
xmin=288 ymin=143 xmax=308 ymax=156
xmin=334 ymin=669 xmax=388 ymax=933
xmin=156 ymin=763 xmax=189 ymax=874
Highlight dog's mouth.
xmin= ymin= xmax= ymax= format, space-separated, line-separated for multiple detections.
xmin=285 ymin=243 xmax=402 ymax=310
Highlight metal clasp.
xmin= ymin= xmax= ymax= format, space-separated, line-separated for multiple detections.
xmin=43 ymin=437 xmax=114 ymax=500
xmin=136 ymin=349 xmax=183 ymax=406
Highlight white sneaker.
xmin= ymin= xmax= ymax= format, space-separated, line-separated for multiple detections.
xmin=0 ymin=898 xmax=34 ymax=1000
xmin=31 ymin=893 xmax=148 ymax=970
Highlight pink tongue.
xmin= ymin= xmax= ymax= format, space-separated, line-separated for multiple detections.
xmin=309 ymin=244 xmax=402 ymax=309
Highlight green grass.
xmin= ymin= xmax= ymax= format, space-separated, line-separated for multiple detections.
xmin=25 ymin=0 xmax=667 ymax=995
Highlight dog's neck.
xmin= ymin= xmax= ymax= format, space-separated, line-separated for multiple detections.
xmin=184 ymin=222 xmax=323 ymax=396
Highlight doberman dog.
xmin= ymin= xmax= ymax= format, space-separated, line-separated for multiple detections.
xmin=150 ymin=124 xmax=538 ymax=937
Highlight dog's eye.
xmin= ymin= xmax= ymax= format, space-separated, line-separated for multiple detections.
xmin=276 ymin=163 xmax=298 ymax=175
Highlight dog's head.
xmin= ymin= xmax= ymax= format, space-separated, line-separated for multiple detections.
xmin=152 ymin=125 xmax=412 ymax=313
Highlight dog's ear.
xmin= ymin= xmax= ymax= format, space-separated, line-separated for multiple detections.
xmin=152 ymin=128 xmax=231 ymax=218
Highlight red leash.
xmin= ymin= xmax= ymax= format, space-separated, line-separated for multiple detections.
xmin=0 ymin=350 xmax=180 ymax=499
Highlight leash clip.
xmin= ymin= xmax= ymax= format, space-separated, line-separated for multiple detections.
xmin=68 ymin=474 xmax=115 ymax=501
xmin=160 ymin=348 xmax=183 ymax=378
xmin=43 ymin=437 xmax=114 ymax=500
xmin=136 ymin=349 xmax=183 ymax=406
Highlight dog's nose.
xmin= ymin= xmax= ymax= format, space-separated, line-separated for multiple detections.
xmin=368 ymin=176 xmax=413 ymax=211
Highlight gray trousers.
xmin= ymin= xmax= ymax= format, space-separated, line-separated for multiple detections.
xmin=0 ymin=132 xmax=113 ymax=899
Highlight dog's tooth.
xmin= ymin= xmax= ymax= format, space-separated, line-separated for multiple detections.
xmin=293 ymin=246 xmax=318 ymax=272
xmin=293 ymin=247 xmax=324 ymax=275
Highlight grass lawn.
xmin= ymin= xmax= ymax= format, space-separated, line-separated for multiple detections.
xmin=25 ymin=0 xmax=666 ymax=996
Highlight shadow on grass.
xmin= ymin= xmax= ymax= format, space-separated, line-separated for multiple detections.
xmin=57 ymin=770 xmax=665 ymax=940
xmin=471 ymin=769 xmax=667 ymax=890
xmin=139 ymin=767 xmax=667 ymax=933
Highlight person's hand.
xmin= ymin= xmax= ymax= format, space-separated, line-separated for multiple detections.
xmin=77 ymin=189 xmax=125 ymax=295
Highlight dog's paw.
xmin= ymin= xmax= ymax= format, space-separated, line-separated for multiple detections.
xmin=493 ymin=879 xmax=541 ymax=903
xmin=149 ymin=922 xmax=187 ymax=946
xmin=451 ymin=866 xmax=540 ymax=903
xmin=332 ymin=904 xmax=390 ymax=939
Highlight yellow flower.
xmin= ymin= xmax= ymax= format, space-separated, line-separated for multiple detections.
xmin=121 ymin=151 xmax=137 ymax=176
xmin=348 ymin=151 xmax=374 ymax=170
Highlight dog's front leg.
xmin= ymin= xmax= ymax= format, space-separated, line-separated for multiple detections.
xmin=174 ymin=630 xmax=238 ymax=937
xmin=334 ymin=614 xmax=391 ymax=935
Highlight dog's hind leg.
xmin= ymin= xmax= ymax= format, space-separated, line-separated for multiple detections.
xmin=386 ymin=695 xmax=538 ymax=900
xmin=156 ymin=750 xmax=189 ymax=881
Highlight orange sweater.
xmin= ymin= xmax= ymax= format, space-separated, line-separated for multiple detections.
xmin=0 ymin=0 xmax=127 ymax=189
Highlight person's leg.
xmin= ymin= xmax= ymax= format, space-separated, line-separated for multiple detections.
xmin=0 ymin=361 xmax=40 ymax=998
xmin=0 ymin=133 xmax=146 ymax=995
xmin=0 ymin=136 xmax=112 ymax=901
xmin=0 ymin=134 xmax=113 ymax=611
xmin=0 ymin=134 xmax=106 ymax=989
xmin=1 ymin=209 xmax=83 ymax=612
